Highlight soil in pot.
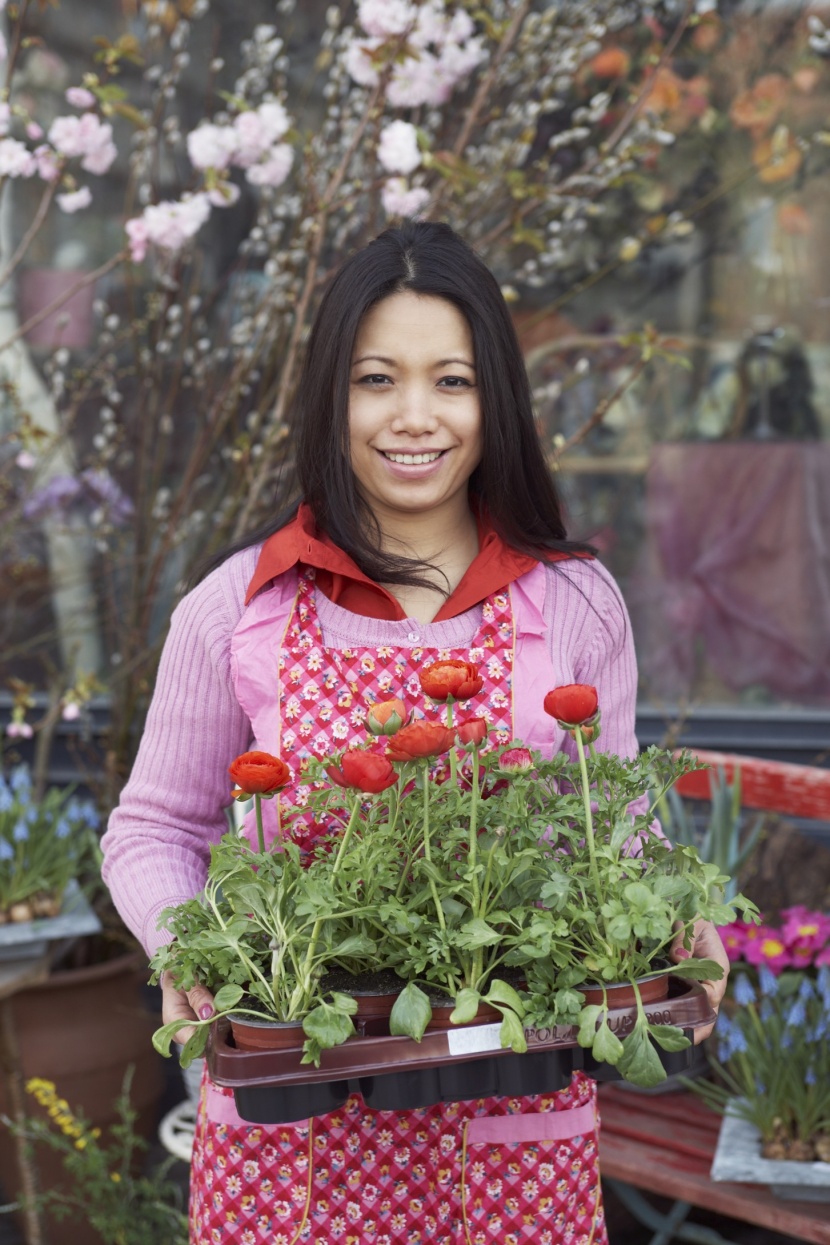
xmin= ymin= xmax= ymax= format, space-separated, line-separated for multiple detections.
xmin=320 ymin=968 xmax=405 ymax=1036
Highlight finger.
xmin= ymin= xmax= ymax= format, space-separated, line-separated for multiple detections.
xmin=187 ymin=985 xmax=217 ymax=1024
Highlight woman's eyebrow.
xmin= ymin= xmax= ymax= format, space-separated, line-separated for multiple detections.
xmin=351 ymin=354 xmax=475 ymax=367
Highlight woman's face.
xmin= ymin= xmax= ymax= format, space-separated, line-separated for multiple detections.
xmin=348 ymin=291 xmax=482 ymax=527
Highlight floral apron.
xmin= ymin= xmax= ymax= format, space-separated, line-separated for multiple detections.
xmin=189 ymin=572 xmax=607 ymax=1245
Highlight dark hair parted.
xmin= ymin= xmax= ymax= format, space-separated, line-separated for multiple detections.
xmin=198 ymin=221 xmax=594 ymax=590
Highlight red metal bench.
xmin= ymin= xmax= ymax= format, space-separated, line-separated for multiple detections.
xmin=598 ymin=749 xmax=830 ymax=1245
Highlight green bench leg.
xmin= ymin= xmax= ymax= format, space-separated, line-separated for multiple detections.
xmin=604 ymin=1178 xmax=744 ymax=1245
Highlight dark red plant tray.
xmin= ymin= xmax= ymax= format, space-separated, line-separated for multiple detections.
xmin=205 ymin=977 xmax=715 ymax=1121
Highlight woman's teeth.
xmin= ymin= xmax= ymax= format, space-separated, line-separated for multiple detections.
xmin=383 ymin=451 xmax=443 ymax=465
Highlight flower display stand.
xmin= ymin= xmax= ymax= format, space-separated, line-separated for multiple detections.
xmin=0 ymin=880 xmax=101 ymax=962
xmin=712 ymin=1105 xmax=830 ymax=1203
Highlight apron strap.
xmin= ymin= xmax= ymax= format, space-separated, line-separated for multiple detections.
xmin=464 ymin=1101 xmax=597 ymax=1144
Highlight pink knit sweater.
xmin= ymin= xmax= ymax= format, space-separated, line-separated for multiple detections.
xmin=101 ymin=547 xmax=640 ymax=957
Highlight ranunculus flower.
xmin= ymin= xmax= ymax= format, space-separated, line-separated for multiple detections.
xmin=419 ymin=660 xmax=483 ymax=703
xmin=366 ymin=698 xmax=408 ymax=736
xmin=456 ymin=717 xmax=487 ymax=747
xmin=543 ymin=684 xmax=599 ymax=726
xmin=326 ymin=750 xmax=397 ymax=794
xmin=386 ymin=721 xmax=456 ymax=762
xmin=228 ymin=750 xmax=291 ymax=796
xmin=498 ymin=747 xmax=533 ymax=773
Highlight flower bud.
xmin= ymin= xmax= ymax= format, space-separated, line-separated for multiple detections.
xmin=365 ymin=697 xmax=408 ymax=736
xmin=498 ymin=747 xmax=534 ymax=773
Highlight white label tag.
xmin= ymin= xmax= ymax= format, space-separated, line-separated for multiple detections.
xmin=446 ymin=1023 xmax=503 ymax=1056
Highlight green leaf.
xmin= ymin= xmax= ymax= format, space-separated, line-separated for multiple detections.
xmin=151 ymin=1019 xmax=184 ymax=1058
xmin=328 ymin=991 xmax=358 ymax=1015
xmin=455 ymin=917 xmax=501 ymax=948
xmin=389 ymin=983 xmax=432 ymax=1042
xmin=577 ymin=1004 xmax=604 ymax=1048
xmin=302 ymin=1004 xmax=355 ymax=1050
xmin=213 ymin=983 xmax=244 ymax=1010
xmin=649 ymin=1023 xmax=690 ymax=1053
xmin=483 ymin=978 xmax=526 ymax=1018
xmin=179 ymin=1025 xmax=209 ymax=1069
xmin=450 ymin=988 xmax=481 ymax=1025
xmin=667 ymin=957 xmax=724 ymax=982
xmin=616 ymin=1026 xmax=667 ymax=1088
xmin=499 ymin=1009 xmax=528 ymax=1054
xmin=592 ymin=1018 xmax=624 ymax=1066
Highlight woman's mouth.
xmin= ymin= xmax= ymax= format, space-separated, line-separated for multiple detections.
xmin=380 ymin=450 xmax=446 ymax=465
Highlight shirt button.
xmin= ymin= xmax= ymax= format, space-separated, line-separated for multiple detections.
xmin=407 ymin=631 xmax=420 ymax=643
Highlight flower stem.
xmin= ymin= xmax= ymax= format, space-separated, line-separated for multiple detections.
xmin=575 ymin=725 xmax=603 ymax=905
xmin=421 ymin=760 xmax=446 ymax=932
xmin=446 ymin=699 xmax=457 ymax=785
xmin=470 ymin=742 xmax=483 ymax=982
xmin=299 ymin=795 xmax=361 ymax=1003
xmin=254 ymin=794 xmax=266 ymax=854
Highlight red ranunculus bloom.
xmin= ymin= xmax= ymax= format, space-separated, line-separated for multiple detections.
xmin=326 ymin=750 xmax=397 ymax=794
xmin=228 ymin=750 xmax=291 ymax=796
xmin=498 ymin=746 xmax=534 ymax=773
xmin=386 ymin=721 xmax=456 ymax=763
xmin=543 ymin=684 xmax=599 ymax=726
xmin=457 ymin=717 xmax=487 ymax=746
xmin=419 ymin=659 xmax=483 ymax=702
xmin=365 ymin=698 xmax=409 ymax=737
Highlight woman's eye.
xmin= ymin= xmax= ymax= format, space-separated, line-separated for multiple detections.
xmin=357 ymin=374 xmax=391 ymax=386
xmin=439 ymin=376 xmax=473 ymax=388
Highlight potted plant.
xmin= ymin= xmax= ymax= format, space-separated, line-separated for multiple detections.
xmin=702 ymin=907 xmax=830 ymax=1187
xmin=151 ymin=673 xmax=757 ymax=1097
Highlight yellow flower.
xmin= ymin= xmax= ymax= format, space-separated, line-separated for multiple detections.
xmin=110 ymin=1172 xmax=121 ymax=1183
xmin=75 ymin=1139 xmax=87 ymax=1150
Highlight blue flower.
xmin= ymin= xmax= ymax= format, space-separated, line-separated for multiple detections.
xmin=0 ymin=783 xmax=12 ymax=813
xmin=9 ymin=766 xmax=31 ymax=798
xmin=758 ymin=964 xmax=778 ymax=997
xmin=55 ymin=818 xmax=72 ymax=840
xmin=759 ymin=999 xmax=775 ymax=1025
xmin=0 ymin=840 xmax=14 ymax=861
xmin=806 ymin=1067 xmax=817 ymax=1085
xmin=733 ymin=974 xmax=756 ymax=1007
xmin=78 ymin=799 xmax=100 ymax=830
xmin=785 ymin=999 xmax=807 ymax=1029
xmin=12 ymin=821 xmax=29 ymax=843
xmin=797 ymin=976 xmax=815 ymax=1003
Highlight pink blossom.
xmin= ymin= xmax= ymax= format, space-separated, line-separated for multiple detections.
xmin=125 ymin=194 xmax=211 ymax=262
xmin=387 ymin=52 xmax=444 ymax=108
xmin=498 ymin=747 xmax=534 ymax=773
xmin=61 ymin=702 xmax=81 ymax=722
xmin=717 ymin=922 xmax=749 ymax=962
xmin=0 ymin=138 xmax=36 ymax=178
xmin=742 ymin=927 xmax=792 ymax=974
xmin=47 ymin=113 xmax=117 ymax=176
xmin=0 ymin=102 xmax=10 ymax=136
xmin=232 ymin=102 xmax=290 ymax=167
xmin=815 ymin=945 xmax=830 ymax=968
xmin=26 ymin=122 xmax=44 ymax=141
xmin=245 ymin=144 xmax=293 ymax=188
xmin=439 ymin=37 xmax=488 ymax=82
xmin=187 ymin=122 xmax=237 ymax=172
xmin=377 ymin=120 xmax=421 ymax=175
xmin=15 ymin=450 xmax=36 ymax=470
xmin=66 ymin=86 xmax=96 ymax=110
xmin=207 ymin=181 xmax=241 ymax=208
xmin=34 ymin=144 xmax=61 ymax=182
xmin=342 ymin=37 xmax=382 ymax=89
xmin=381 ymin=177 xmax=430 ymax=218
xmin=781 ymin=910 xmax=830 ymax=954
xmin=57 ymin=186 xmax=92 ymax=214
xmin=357 ymin=0 xmax=417 ymax=38
xmin=6 ymin=722 xmax=33 ymax=740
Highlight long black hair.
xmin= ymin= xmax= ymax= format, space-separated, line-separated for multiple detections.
xmin=199 ymin=221 xmax=594 ymax=588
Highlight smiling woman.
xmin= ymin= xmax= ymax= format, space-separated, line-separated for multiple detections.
xmin=101 ymin=221 xmax=728 ymax=1245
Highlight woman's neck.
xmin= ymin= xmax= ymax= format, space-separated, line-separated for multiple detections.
xmin=374 ymin=502 xmax=479 ymax=624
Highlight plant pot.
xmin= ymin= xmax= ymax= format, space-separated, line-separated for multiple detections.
xmin=0 ymin=947 xmax=165 ymax=1245
xmin=233 ymin=1078 xmax=351 ymax=1124
xmin=426 ymin=999 xmax=502 ymax=1030
xmin=579 ymin=971 xmax=670 ymax=1009
xmin=229 ymin=1015 xmax=305 ymax=1052
xmin=711 ymin=1104 xmax=830 ymax=1202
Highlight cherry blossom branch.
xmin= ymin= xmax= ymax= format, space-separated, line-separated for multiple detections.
xmin=0 ymin=177 xmax=60 ymax=291
xmin=551 ymin=352 xmax=650 ymax=463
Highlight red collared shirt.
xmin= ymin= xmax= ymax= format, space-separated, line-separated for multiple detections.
xmin=245 ymin=503 xmax=585 ymax=621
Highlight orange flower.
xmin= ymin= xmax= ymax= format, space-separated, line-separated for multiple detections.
xmin=326 ymin=750 xmax=397 ymax=794
xmin=642 ymin=67 xmax=683 ymax=116
xmin=365 ymin=698 xmax=409 ymax=737
xmin=753 ymin=131 xmax=802 ymax=184
xmin=730 ymin=74 xmax=789 ymax=137
xmin=589 ymin=47 xmax=630 ymax=80
xmin=543 ymin=684 xmax=599 ymax=727
xmin=228 ymin=750 xmax=291 ymax=796
xmin=419 ymin=660 xmax=483 ymax=703
xmin=386 ymin=721 xmax=456 ymax=763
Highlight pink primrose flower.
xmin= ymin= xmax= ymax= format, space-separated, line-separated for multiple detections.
xmin=781 ymin=911 xmax=830 ymax=955
xmin=717 ymin=922 xmax=748 ymax=962
xmin=742 ymin=928 xmax=792 ymax=974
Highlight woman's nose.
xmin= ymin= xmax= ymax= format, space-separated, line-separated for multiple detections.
xmin=389 ymin=384 xmax=438 ymax=433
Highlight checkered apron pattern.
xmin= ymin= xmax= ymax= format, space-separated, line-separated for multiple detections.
xmin=189 ymin=573 xmax=607 ymax=1245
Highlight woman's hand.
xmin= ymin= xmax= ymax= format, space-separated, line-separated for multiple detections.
xmin=161 ymin=970 xmax=216 ymax=1046
xmin=670 ymin=918 xmax=730 ymax=1043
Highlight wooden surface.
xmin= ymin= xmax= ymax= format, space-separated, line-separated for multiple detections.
xmin=673 ymin=751 xmax=830 ymax=821
xmin=598 ymin=1085 xmax=830 ymax=1244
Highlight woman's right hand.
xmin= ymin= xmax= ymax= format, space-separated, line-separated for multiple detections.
xmin=161 ymin=970 xmax=216 ymax=1045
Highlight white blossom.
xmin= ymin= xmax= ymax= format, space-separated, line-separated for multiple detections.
xmin=381 ymin=177 xmax=430 ymax=217
xmin=57 ymin=186 xmax=93 ymax=213
xmin=377 ymin=120 xmax=421 ymax=175
xmin=0 ymin=138 xmax=36 ymax=178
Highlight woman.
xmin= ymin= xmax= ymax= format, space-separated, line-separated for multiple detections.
xmin=102 ymin=221 xmax=727 ymax=1245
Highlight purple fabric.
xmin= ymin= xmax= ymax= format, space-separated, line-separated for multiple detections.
xmin=632 ymin=443 xmax=830 ymax=704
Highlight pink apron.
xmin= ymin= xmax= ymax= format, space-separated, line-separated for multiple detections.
xmin=189 ymin=572 xmax=607 ymax=1245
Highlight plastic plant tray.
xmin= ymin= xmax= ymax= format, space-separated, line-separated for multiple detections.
xmin=206 ymin=977 xmax=715 ymax=1122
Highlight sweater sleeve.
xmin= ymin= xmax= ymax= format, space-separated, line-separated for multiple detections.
xmin=100 ymin=549 xmax=258 ymax=957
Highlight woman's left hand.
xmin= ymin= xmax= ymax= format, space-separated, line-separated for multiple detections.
xmin=670 ymin=918 xmax=730 ymax=1043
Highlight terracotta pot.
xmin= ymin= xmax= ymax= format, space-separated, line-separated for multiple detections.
xmin=0 ymin=948 xmax=165 ymax=1245
xmin=580 ymin=972 xmax=670 ymax=1009
xmin=18 ymin=267 xmax=95 ymax=349
xmin=230 ymin=1016 xmax=305 ymax=1052
xmin=426 ymin=999 xmax=502 ymax=1031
